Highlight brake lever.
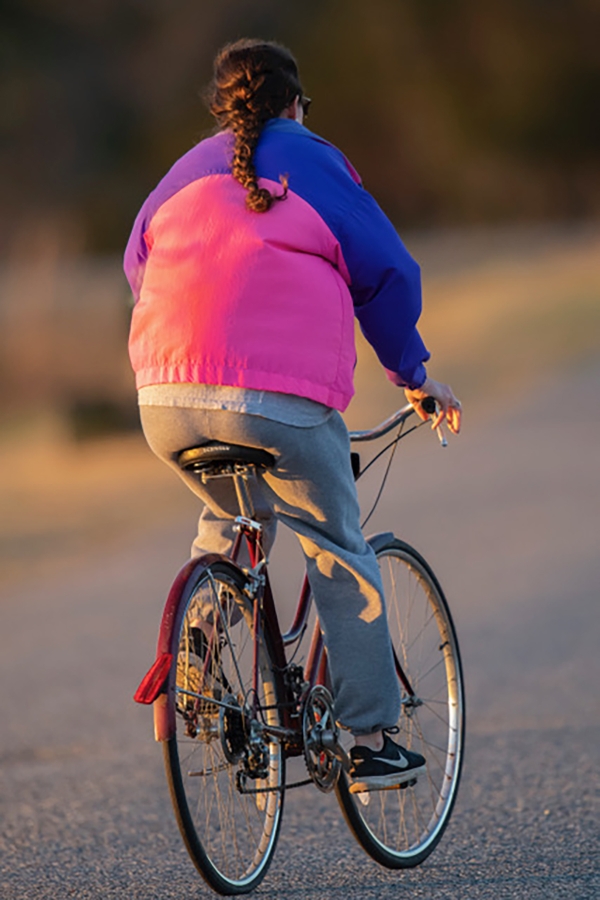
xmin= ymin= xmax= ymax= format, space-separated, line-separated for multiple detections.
xmin=421 ymin=397 xmax=448 ymax=448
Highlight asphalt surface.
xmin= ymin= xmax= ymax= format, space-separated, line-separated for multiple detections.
xmin=1 ymin=363 xmax=599 ymax=899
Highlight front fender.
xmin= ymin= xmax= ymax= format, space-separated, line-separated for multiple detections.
xmin=365 ymin=532 xmax=395 ymax=554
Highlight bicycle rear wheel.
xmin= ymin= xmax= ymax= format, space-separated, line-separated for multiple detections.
xmin=336 ymin=536 xmax=464 ymax=868
xmin=163 ymin=559 xmax=285 ymax=895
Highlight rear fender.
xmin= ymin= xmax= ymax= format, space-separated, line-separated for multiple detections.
xmin=132 ymin=554 xmax=225 ymax=742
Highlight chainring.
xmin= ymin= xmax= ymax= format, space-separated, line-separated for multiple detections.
xmin=302 ymin=685 xmax=341 ymax=792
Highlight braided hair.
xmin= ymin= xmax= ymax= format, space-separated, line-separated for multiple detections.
xmin=206 ymin=39 xmax=303 ymax=212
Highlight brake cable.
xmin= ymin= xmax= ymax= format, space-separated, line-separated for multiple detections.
xmin=358 ymin=417 xmax=428 ymax=529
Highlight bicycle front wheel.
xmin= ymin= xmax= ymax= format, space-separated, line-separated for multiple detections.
xmin=163 ymin=559 xmax=285 ymax=895
xmin=336 ymin=536 xmax=465 ymax=868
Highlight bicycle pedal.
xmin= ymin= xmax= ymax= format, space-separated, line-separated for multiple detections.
xmin=349 ymin=776 xmax=418 ymax=794
xmin=379 ymin=777 xmax=418 ymax=792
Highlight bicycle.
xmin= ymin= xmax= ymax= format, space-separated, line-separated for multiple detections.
xmin=134 ymin=399 xmax=465 ymax=895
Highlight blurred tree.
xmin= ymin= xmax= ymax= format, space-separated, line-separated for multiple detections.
xmin=300 ymin=0 xmax=600 ymax=223
xmin=0 ymin=0 xmax=598 ymax=251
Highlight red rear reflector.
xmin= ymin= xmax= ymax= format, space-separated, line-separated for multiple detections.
xmin=133 ymin=653 xmax=173 ymax=704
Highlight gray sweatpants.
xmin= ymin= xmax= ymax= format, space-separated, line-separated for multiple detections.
xmin=140 ymin=405 xmax=401 ymax=734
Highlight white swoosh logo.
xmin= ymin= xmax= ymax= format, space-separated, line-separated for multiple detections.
xmin=372 ymin=753 xmax=409 ymax=769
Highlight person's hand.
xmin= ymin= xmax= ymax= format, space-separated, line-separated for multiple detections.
xmin=404 ymin=377 xmax=462 ymax=435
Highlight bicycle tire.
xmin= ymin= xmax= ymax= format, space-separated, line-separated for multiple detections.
xmin=163 ymin=558 xmax=285 ymax=895
xmin=336 ymin=536 xmax=465 ymax=868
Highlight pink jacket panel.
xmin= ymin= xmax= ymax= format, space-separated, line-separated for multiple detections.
xmin=129 ymin=174 xmax=357 ymax=411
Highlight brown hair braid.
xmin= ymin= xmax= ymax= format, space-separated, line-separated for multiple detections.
xmin=206 ymin=39 xmax=303 ymax=212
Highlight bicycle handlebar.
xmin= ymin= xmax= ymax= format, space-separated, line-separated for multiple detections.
xmin=420 ymin=396 xmax=437 ymax=416
xmin=348 ymin=403 xmax=417 ymax=443
xmin=349 ymin=397 xmax=448 ymax=447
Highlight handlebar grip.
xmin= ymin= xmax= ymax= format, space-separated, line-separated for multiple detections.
xmin=421 ymin=396 xmax=437 ymax=415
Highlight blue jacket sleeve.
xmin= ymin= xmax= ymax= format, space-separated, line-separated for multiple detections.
xmin=333 ymin=178 xmax=430 ymax=388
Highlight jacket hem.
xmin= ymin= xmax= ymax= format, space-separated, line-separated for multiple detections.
xmin=134 ymin=365 xmax=354 ymax=413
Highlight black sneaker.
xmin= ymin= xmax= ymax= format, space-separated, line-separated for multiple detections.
xmin=349 ymin=732 xmax=426 ymax=792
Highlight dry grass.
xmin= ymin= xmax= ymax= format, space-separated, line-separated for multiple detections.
xmin=0 ymin=423 xmax=195 ymax=585
xmin=420 ymin=232 xmax=600 ymax=395
xmin=345 ymin=224 xmax=600 ymax=428
xmin=1 ymin=224 xmax=599 ymax=586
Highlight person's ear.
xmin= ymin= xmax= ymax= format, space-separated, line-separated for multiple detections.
xmin=280 ymin=96 xmax=300 ymax=120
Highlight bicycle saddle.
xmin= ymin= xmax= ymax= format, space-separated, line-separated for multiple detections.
xmin=178 ymin=442 xmax=276 ymax=474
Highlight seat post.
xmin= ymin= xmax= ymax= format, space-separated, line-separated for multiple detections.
xmin=232 ymin=469 xmax=255 ymax=519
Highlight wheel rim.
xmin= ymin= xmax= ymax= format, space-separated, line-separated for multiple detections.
xmin=168 ymin=565 xmax=283 ymax=889
xmin=344 ymin=545 xmax=464 ymax=861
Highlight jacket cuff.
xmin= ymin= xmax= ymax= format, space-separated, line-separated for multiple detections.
xmin=384 ymin=364 xmax=427 ymax=391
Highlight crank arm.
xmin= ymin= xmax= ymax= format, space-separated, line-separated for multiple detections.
xmin=310 ymin=729 xmax=352 ymax=772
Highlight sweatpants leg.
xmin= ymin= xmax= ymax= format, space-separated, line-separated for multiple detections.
xmin=140 ymin=405 xmax=401 ymax=735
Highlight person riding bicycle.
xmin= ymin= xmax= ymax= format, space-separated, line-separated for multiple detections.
xmin=124 ymin=39 xmax=461 ymax=792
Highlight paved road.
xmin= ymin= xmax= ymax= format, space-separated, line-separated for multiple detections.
xmin=1 ymin=364 xmax=599 ymax=899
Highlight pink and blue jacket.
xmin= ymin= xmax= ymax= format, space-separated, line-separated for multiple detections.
xmin=124 ymin=119 xmax=429 ymax=412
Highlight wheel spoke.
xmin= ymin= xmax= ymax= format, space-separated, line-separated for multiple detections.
xmin=163 ymin=561 xmax=285 ymax=892
xmin=336 ymin=540 xmax=464 ymax=869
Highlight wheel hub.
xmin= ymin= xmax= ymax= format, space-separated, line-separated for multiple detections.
xmin=219 ymin=694 xmax=247 ymax=763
